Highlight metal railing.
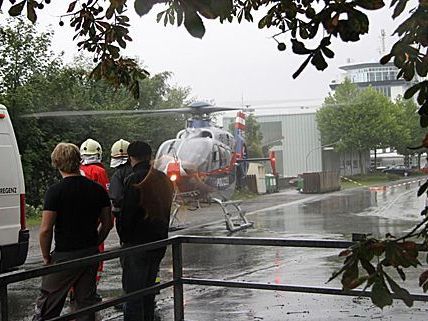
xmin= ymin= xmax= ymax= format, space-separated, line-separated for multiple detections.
xmin=1 ymin=235 xmax=428 ymax=321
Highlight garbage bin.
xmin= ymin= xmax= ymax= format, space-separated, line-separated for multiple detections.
xmin=296 ymin=177 xmax=304 ymax=192
xmin=265 ymin=174 xmax=278 ymax=193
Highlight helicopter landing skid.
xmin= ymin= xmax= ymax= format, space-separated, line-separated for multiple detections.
xmin=169 ymin=191 xmax=200 ymax=231
xmin=211 ymin=198 xmax=254 ymax=232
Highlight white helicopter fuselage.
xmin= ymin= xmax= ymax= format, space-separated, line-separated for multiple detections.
xmin=154 ymin=126 xmax=238 ymax=201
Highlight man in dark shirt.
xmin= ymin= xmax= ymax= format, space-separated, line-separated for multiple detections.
xmin=33 ymin=143 xmax=113 ymax=321
xmin=117 ymin=141 xmax=173 ymax=321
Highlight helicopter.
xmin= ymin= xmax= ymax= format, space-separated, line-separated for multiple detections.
xmin=22 ymin=102 xmax=277 ymax=232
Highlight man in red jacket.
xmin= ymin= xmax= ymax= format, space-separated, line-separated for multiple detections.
xmin=80 ymin=138 xmax=110 ymax=191
xmin=79 ymin=138 xmax=110 ymax=300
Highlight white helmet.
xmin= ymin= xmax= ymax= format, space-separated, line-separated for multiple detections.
xmin=80 ymin=138 xmax=102 ymax=156
xmin=111 ymin=139 xmax=130 ymax=158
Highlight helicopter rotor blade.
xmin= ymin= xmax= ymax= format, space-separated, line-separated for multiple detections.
xmin=20 ymin=105 xmax=243 ymax=119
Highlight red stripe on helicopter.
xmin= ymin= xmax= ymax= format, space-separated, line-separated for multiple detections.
xmin=235 ymin=112 xmax=246 ymax=130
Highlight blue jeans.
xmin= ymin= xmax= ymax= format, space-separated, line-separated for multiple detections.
xmin=121 ymin=247 xmax=165 ymax=321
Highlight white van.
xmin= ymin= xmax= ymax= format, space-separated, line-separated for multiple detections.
xmin=0 ymin=104 xmax=28 ymax=272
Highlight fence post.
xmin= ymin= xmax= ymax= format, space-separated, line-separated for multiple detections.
xmin=0 ymin=283 xmax=8 ymax=321
xmin=172 ymin=242 xmax=184 ymax=321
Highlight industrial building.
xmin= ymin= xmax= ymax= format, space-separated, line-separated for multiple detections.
xmin=222 ymin=59 xmax=419 ymax=178
xmin=222 ymin=101 xmax=367 ymax=179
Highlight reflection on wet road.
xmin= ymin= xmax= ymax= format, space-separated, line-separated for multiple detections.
xmin=7 ymin=184 xmax=428 ymax=320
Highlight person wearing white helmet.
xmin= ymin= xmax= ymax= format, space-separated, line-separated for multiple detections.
xmin=80 ymin=139 xmax=110 ymax=191
xmin=109 ymin=139 xmax=133 ymax=223
xmin=79 ymin=138 xmax=110 ymax=302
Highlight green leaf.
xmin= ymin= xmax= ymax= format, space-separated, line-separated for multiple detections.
xmin=156 ymin=11 xmax=164 ymax=23
xmin=360 ymin=258 xmax=376 ymax=275
xmin=8 ymin=0 xmax=25 ymax=17
xmin=311 ymin=51 xmax=328 ymax=71
xmin=291 ymin=39 xmax=311 ymax=55
xmin=396 ymin=267 xmax=406 ymax=281
xmin=417 ymin=180 xmax=428 ymax=196
xmin=385 ymin=273 xmax=413 ymax=307
xmin=420 ymin=114 xmax=428 ymax=128
xmin=404 ymin=83 xmax=421 ymax=100
xmin=416 ymin=60 xmax=428 ymax=77
xmin=176 ymin=6 xmax=184 ymax=26
xmin=183 ymin=10 xmax=205 ymax=39
xmin=371 ymin=279 xmax=393 ymax=309
xmin=321 ymin=46 xmax=335 ymax=59
xmin=27 ymin=1 xmax=37 ymax=23
xmin=208 ymin=0 xmax=233 ymax=19
xmin=380 ymin=53 xmax=393 ymax=65
xmin=419 ymin=270 xmax=428 ymax=291
xmin=258 ymin=16 xmax=268 ymax=29
xmin=67 ymin=1 xmax=77 ymax=13
xmin=341 ymin=260 xmax=359 ymax=290
xmin=355 ymin=0 xmax=385 ymax=10
xmin=134 ymin=0 xmax=155 ymax=16
xmin=392 ymin=0 xmax=407 ymax=19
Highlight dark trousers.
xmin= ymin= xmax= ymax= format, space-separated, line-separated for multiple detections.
xmin=32 ymin=248 xmax=99 ymax=321
xmin=121 ymin=246 xmax=165 ymax=321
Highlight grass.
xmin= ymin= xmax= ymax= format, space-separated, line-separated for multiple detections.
xmin=25 ymin=204 xmax=42 ymax=228
xmin=340 ymin=172 xmax=422 ymax=190
xmin=26 ymin=215 xmax=42 ymax=228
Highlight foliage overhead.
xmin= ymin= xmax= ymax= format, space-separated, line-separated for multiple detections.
xmin=1 ymin=0 xmax=426 ymax=116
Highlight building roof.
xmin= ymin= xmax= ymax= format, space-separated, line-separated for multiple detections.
xmin=339 ymin=61 xmax=395 ymax=71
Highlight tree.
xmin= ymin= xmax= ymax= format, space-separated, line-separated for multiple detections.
xmin=228 ymin=112 xmax=264 ymax=157
xmin=1 ymin=1 xmax=426 ymax=119
xmin=316 ymin=80 xmax=399 ymax=174
xmin=0 ymin=17 xmax=60 ymax=93
xmin=393 ymin=97 xmax=426 ymax=168
xmin=244 ymin=113 xmax=264 ymax=158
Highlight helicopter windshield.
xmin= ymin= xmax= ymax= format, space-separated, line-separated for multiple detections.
xmin=155 ymin=138 xmax=213 ymax=173
xmin=177 ymin=138 xmax=212 ymax=173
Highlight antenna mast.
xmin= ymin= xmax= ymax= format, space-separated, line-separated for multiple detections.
xmin=380 ymin=29 xmax=386 ymax=54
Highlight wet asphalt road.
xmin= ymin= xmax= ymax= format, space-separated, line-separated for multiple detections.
xmin=4 ymin=178 xmax=428 ymax=321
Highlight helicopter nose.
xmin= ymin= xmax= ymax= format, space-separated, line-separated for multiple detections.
xmin=166 ymin=161 xmax=181 ymax=181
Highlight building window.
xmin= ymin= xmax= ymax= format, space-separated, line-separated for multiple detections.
xmin=353 ymin=160 xmax=359 ymax=168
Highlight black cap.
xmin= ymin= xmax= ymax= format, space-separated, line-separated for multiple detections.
xmin=128 ymin=141 xmax=152 ymax=158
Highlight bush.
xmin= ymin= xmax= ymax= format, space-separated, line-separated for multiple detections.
xmin=26 ymin=204 xmax=42 ymax=220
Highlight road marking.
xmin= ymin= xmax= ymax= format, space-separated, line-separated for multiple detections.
xmin=180 ymin=194 xmax=330 ymax=233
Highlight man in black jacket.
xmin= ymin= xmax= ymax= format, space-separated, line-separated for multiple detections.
xmin=118 ymin=141 xmax=173 ymax=321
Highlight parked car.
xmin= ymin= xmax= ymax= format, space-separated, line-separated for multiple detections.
xmin=382 ymin=165 xmax=413 ymax=176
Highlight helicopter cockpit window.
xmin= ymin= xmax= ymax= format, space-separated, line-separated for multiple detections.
xmin=201 ymin=131 xmax=212 ymax=138
xmin=219 ymin=146 xmax=231 ymax=167
xmin=176 ymin=138 xmax=211 ymax=173
xmin=210 ymin=145 xmax=221 ymax=170
xmin=154 ymin=139 xmax=182 ymax=172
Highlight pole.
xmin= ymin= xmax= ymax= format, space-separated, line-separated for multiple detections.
xmin=172 ymin=242 xmax=184 ymax=321
xmin=305 ymin=140 xmax=340 ymax=173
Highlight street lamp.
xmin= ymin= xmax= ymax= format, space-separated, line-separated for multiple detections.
xmin=305 ymin=141 xmax=340 ymax=173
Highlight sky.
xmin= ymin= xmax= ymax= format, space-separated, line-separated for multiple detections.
xmin=31 ymin=2 xmax=404 ymax=108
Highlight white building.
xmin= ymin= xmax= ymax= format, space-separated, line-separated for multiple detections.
xmin=330 ymin=61 xmax=417 ymax=100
